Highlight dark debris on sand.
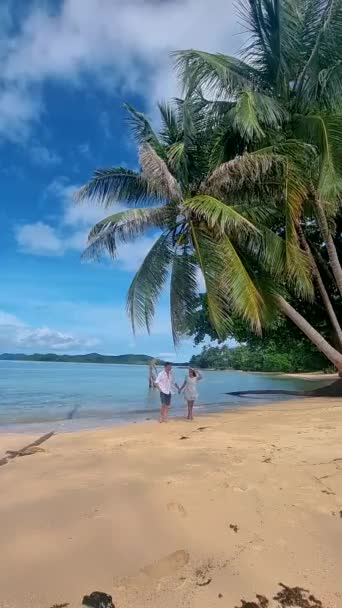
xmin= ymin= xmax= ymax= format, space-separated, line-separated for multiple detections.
xmin=274 ymin=583 xmax=322 ymax=607
xmin=235 ymin=583 xmax=324 ymax=608
xmin=235 ymin=595 xmax=269 ymax=608
xmin=82 ymin=591 xmax=114 ymax=608
xmin=229 ymin=524 xmax=239 ymax=533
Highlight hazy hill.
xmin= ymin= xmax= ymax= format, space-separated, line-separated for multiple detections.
xmin=0 ymin=353 xmax=188 ymax=366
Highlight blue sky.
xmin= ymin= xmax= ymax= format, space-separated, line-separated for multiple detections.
xmin=1 ymin=0 xmax=241 ymax=361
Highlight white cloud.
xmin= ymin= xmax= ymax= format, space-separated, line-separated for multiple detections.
xmin=15 ymin=177 xmax=153 ymax=267
xmin=31 ymin=144 xmax=61 ymax=167
xmin=63 ymin=198 xmax=108 ymax=227
xmin=116 ymin=236 xmax=158 ymax=272
xmin=78 ymin=142 xmax=91 ymax=159
xmin=100 ymin=111 xmax=111 ymax=139
xmin=45 ymin=177 xmax=110 ymax=226
xmin=15 ymin=222 xmax=64 ymax=255
xmin=0 ymin=0 xmax=241 ymax=140
xmin=0 ymin=85 xmax=41 ymax=142
xmin=0 ymin=309 xmax=96 ymax=351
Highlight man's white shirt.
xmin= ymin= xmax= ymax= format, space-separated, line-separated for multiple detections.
xmin=156 ymin=370 xmax=176 ymax=394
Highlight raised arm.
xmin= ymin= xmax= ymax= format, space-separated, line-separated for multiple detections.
xmin=195 ymin=370 xmax=203 ymax=381
xmin=155 ymin=372 xmax=162 ymax=391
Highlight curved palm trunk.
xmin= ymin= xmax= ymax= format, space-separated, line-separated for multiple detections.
xmin=315 ymin=199 xmax=342 ymax=297
xmin=277 ymin=296 xmax=342 ymax=372
xmin=297 ymin=226 xmax=342 ymax=349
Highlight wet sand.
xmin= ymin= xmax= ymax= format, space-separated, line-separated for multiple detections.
xmin=0 ymin=397 xmax=341 ymax=608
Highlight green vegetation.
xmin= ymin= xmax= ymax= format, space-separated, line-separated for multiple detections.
xmin=77 ymin=0 xmax=342 ymax=374
xmin=0 ymin=353 xmax=187 ymax=366
xmin=186 ymin=292 xmax=339 ymax=372
xmin=190 ymin=344 xmax=329 ymax=373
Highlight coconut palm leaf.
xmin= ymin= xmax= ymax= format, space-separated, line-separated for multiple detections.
xmin=173 ymin=50 xmax=260 ymax=98
xmin=217 ymin=236 xmax=266 ymax=333
xmin=124 ymin=103 xmax=163 ymax=155
xmin=190 ymin=225 xmax=233 ymax=337
xmin=183 ymin=195 xmax=260 ymax=236
xmin=75 ymin=168 xmax=163 ymax=208
xmin=243 ymin=224 xmax=314 ymax=298
xmin=228 ymin=90 xmax=287 ymax=141
xmin=127 ymin=231 xmax=173 ymax=333
xmin=82 ymin=207 xmax=168 ymax=261
xmin=295 ymin=0 xmax=342 ymax=108
xmin=158 ymin=101 xmax=181 ymax=146
xmin=202 ymin=152 xmax=279 ymax=197
xmin=139 ymin=143 xmax=183 ymax=203
xmin=294 ymin=113 xmax=342 ymax=204
xmin=170 ymin=247 xmax=198 ymax=344
xmin=229 ymin=90 xmax=266 ymax=141
xmin=238 ymin=0 xmax=299 ymax=95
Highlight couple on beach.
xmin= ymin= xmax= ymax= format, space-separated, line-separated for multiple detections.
xmin=155 ymin=362 xmax=202 ymax=422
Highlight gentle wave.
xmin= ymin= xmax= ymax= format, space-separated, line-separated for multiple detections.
xmin=0 ymin=361 xmax=324 ymax=432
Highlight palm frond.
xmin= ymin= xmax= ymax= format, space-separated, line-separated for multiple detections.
xmin=229 ymin=90 xmax=266 ymax=141
xmin=82 ymin=207 xmax=167 ymax=261
xmin=190 ymin=225 xmax=233 ymax=338
xmin=173 ymin=49 xmax=259 ymax=98
xmin=183 ymin=195 xmax=260 ymax=236
xmin=218 ymin=236 xmax=265 ymax=333
xmin=158 ymin=101 xmax=181 ymax=146
xmin=127 ymin=231 xmax=173 ymax=333
xmin=238 ymin=0 xmax=299 ymax=95
xmin=139 ymin=143 xmax=183 ymax=203
xmin=170 ymin=247 xmax=198 ymax=344
xmin=203 ymin=152 xmax=278 ymax=197
xmin=224 ymin=88 xmax=287 ymax=142
xmin=124 ymin=103 xmax=163 ymax=154
xmin=243 ymin=224 xmax=314 ymax=299
xmin=75 ymin=168 xmax=163 ymax=208
xmin=295 ymin=0 xmax=342 ymax=108
xmin=294 ymin=113 xmax=342 ymax=204
xmin=166 ymin=141 xmax=189 ymax=187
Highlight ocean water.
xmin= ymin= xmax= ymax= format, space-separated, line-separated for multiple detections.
xmin=0 ymin=360 xmax=328 ymax=433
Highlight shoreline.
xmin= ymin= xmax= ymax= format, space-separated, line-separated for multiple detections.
xmin=0 ymin=397 xmax=342 ymax=607
xmin=0 ymin=372 xmax=336 ymax=436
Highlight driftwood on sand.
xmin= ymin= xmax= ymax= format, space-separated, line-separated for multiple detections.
xmin=227 ymin=378 xmax=342 ymax=398
xmin=0 ymin=432 xmax=54 ymax=467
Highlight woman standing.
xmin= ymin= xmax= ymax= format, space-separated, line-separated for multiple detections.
xmin=148 ymin=359 xmax=158 ymax=389
xmin=179 ymin=368 xmax=202 ymax=420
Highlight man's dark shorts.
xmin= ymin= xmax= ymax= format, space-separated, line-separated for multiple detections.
xmin=160 ymin=392 xmax=171 ymax=406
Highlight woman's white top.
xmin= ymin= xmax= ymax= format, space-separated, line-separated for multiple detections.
xmin=183 ymin=374 xmax=200 ymax=400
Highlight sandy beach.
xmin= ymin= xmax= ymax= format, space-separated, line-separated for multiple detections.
xmin=1 ymin=398 xmax=342 ymax=608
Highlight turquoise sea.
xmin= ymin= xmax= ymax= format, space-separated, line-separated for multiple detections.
xmin=0 ymin=360 xmax=327 ymax=433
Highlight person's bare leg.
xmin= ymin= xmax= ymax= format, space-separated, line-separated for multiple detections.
xmin=159 ymin=404 xmax=165 ymax=423
xmin=187 ymin=401 xmax=194 ymax=420
xmin=164 ymin=405 xmax=169 ymax=422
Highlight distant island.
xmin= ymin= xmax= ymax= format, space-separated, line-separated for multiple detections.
xmin=0 ymin=353 xmax=188 ymax=366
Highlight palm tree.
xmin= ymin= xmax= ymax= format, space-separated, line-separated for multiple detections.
xmin=76 ymin=100 xmax=342 ymax=371
xmin=174 ymin=0 xmax=342 ymax=355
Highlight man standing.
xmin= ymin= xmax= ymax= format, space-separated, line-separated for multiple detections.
xmin=155 ymin=362 xmax=179 ymax=423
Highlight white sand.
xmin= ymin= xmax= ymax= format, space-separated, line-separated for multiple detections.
xmin=0 ymin=398 xmax=341 ymax=608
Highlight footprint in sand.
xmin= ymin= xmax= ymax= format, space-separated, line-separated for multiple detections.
xmin=232 ymin=484 xmax=249 ymax=493
xmin=167 ymin=502 xmax=187 ymax=517
xmin=141 ymin=550 xmax=190 ymax=579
